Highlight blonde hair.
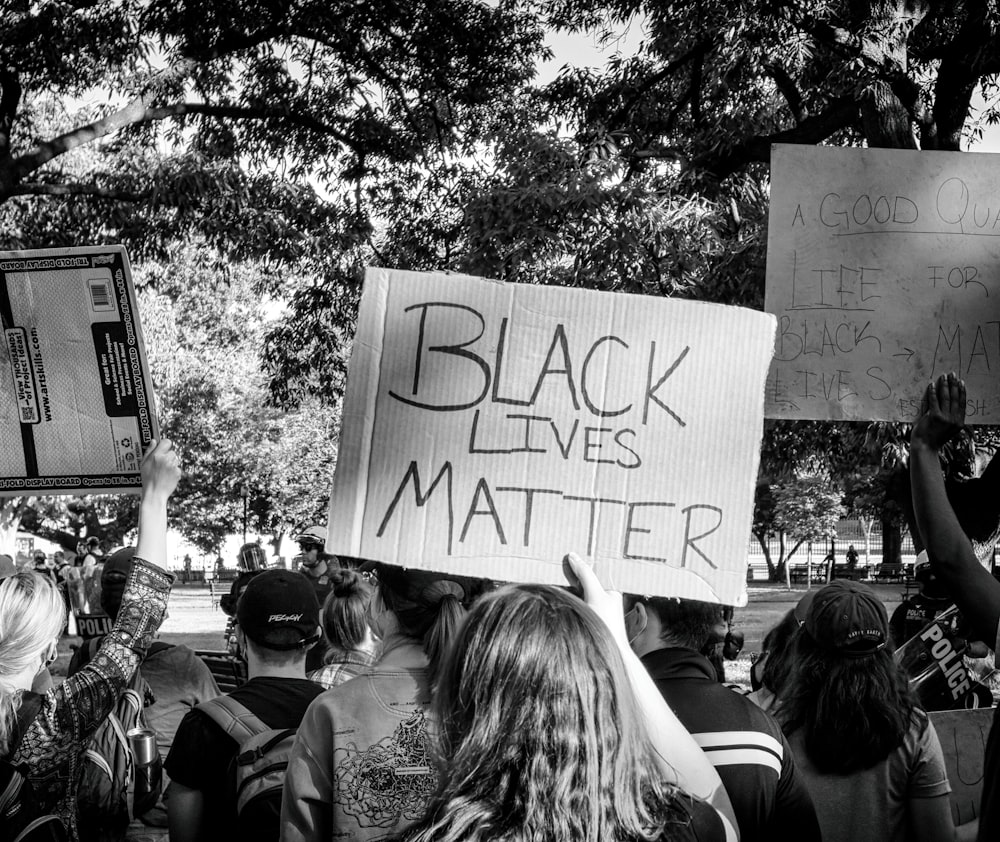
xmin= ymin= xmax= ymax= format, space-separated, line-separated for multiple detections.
xmin=0 ymin=571 xmax=65 ymax=754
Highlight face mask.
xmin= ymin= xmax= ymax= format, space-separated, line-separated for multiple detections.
xmin=624 ymin=605 xmax=647 ymax=647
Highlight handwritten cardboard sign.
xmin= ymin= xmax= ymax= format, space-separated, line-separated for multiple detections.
xmin=0 ymin=246 xmax=157 ymax=495
xmin=327 ymin=268 xmax=775 ymax=604
xmin=928 ymin=708 xmax=994 ymax=825
xmin=765 ymin=143 xmax=1000 ymax=422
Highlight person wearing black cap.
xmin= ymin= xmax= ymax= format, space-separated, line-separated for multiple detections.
xmin=165 ymin=569 xmax=325 ymax=842
xmin=778 ymin=579 xmax=966 ymax=842
xmin=623 ymin=595 xmax=819 ymax=842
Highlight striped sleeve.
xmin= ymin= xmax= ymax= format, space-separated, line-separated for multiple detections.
xmin=692 ymin=730 xmax=783 ymax=776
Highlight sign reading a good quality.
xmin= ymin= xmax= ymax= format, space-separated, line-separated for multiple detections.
xmin=328 ymin=268 xmax=775 ymax=605
xmin=0 ymin=246 xmax=157 ymax=495
xmin=766 ymin=144 xmax=1000 ymax=422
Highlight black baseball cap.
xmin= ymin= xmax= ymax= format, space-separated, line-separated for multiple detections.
xmin=237 ymin=569 xmax=321 ymax=650
xmin=804 ymin=580 xmax=888 ymax=657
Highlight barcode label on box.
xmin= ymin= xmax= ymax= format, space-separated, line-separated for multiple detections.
xmin=88 ymin=278 xmax=114 ymax=312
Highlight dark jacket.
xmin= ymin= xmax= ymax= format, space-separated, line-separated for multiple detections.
xmin=641 ymin=647 xmax=821 ymax=842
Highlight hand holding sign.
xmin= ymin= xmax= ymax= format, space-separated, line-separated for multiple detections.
xmin=140 ymin=438 xmax=182 ymax=501
xmin=562 ymin=551 xmax=627 ymax=648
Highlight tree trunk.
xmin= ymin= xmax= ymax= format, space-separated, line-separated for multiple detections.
xmin=859 ymin=80 xmax=917 ymax=149
xmin=881 ymin=514 xmax=902 ymax=567
xmin=753 ymin=530 xmax=774 ymax=580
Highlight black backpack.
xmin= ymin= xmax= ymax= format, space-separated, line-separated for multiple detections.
xmin=0 ymin=694 xmax=67 ymax=842
xmin=196 ymin=695 xmax=297 ymax=839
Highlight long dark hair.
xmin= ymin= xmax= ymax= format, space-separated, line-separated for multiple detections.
xmin=403 ymin=584 xmax=697 ymax=842
xmin=757 ymin=608 xmax=800 ymax=697
xmin=777 ymin=629 xmax=922 ymax=773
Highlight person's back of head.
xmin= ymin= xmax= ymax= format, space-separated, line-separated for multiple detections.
xmin=320 ymin=568 xmax=373 ymax=655
xmin=0 ymin=570 xmax=65 ymax=754
xmin=409 ymin=584 xmax=688 ymax=842
xmin=778 ymin=580 xmax=917 ymax=773
xmin=369 ymin=563 xmax=467 ymax=688
xmin=625 ymin=594 xmax=723 ymax=652
xmin=237 ymin=569 xmax=321 ymax=667
xmin=99 ymin=547 xmax=136 ymax=620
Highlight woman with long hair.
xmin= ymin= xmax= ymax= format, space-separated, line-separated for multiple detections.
xmin=400 ymin=571 xmax=730 ymax=842
xmin=0 ymin=440 xmax=180 ymax=840
xmin=282 ymin=563 xmax=469 ymax=842
xmin=777 ymin=579 xmax=965 ymax=842
xmin=309 ymin=568 xmax=379 ymax=689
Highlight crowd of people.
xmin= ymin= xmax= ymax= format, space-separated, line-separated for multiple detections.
xmin=1 ymin=373 xmax=999 ymax=842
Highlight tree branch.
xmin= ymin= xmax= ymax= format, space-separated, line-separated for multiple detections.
xmin=930 ymin=3 xmax=996 ymax=150
xmin=765 ymin=63 xmax=807 ymax=123
xmin=11 ymin=182 xmax=151 ymax=201
xmin=695 ymin=96 xmax=858 ymax=181
xmin=607 ymin=40 xmax=712 ymax=129
xmin=10 ymin=100 xmax=361 ymax=183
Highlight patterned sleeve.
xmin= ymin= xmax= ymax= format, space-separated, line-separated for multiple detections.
xmin=18 ymin=559 xmax=173 ymax=773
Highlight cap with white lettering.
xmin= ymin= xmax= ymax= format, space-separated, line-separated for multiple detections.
xmin=237 ymin=569 xmax=321 ymax=650
xmin=804 ymin=579 xmax=888 ymax=658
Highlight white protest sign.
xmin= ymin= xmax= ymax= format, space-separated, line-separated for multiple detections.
xmin=328 ymin=268 xmax=775 ymax=605
xmin=765 ymin=143 xmax=1000 ymax=422
xmin=0 ymin=246 xmax=157 ymax=495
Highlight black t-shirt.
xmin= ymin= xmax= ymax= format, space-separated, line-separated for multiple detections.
xmin=164 ymin=676 xmax=324 ymax=840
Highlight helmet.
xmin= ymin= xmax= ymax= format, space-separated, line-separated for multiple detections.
xmin=238 ymin=543 xmax=267 ymax=572
xmin=914 ymin=550 xmax=935 ymax=585
xmin=295 ymin=525 xmax=328 ymax=548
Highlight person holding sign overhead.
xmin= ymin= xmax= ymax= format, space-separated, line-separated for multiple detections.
xmin=398 ymin=553 xmax=736 ymax=842
xmin=0 ymin=439 xmax=179 ymax=841
xmin=909 ymin=372 xmax=1000 ymax=842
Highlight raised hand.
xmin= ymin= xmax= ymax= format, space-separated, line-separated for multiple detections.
xmin=140 ymin=438 xmax=182 ymax=501
xmin=562 ymin=551 xmax=627 ymax=647
xmin=911 ymin=373 xmax=966 ymax=451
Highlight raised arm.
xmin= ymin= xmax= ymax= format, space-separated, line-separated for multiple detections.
xmin=909 ymin=374 xmax=1000 ymax=644
xmin=563 ymin=553 xmax=739 ymax=842
xmin=42 ymin=441 xmax=180 ymax=744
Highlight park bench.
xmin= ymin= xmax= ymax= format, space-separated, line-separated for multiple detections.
xmin=830 ymin=565 xmax=868 ymax=581
xmin=873 ymin=561 xmax=907 ymax=584
xmin=195 ymin=650 xmax=247 ymax=693
xmin=789 ymin=559 xmax=830 ymax=584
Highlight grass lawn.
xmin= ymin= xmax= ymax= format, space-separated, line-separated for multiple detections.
xmin=51 ymin=579 xmax=914 ymax=690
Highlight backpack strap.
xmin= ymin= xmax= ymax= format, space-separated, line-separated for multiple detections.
xmin=7 ymin=693 xmax=45 ymax=759
xmin=196 ymin=695 xmax=269 ymax=744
